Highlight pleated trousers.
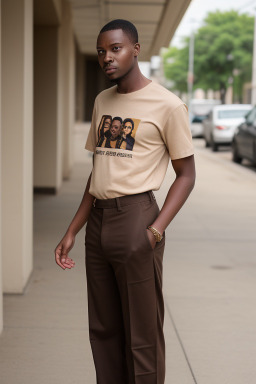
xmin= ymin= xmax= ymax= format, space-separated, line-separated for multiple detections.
xmin=85 ymin=191 xmax=165 ymax=384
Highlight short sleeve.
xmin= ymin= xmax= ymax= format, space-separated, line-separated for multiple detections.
xmin=85 ymin=100 xmax=97 ymax=152
xmin=162 ymin=103 xmax=194 ymax=160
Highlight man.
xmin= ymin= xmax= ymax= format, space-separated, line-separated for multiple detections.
xmin=55 ymin=19 xmax=196 ymax=384
xmin=102 ymin=116 xmax=125 ymax=149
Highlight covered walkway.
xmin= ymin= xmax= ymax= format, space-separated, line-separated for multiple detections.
xmin=1 ymin=128 xmax=256 ymax=383
xmin=0 ymin=0 xmax=192 ymax=332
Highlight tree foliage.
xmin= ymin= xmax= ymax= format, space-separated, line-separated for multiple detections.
xmin=162 ymin=11 xmax=254 ymax=102
xmin=162 ymin=45 xmax=188 ymax=95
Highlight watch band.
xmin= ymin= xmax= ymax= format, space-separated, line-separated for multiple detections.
xmin=147 ymin=226 xmax=163 ymax=242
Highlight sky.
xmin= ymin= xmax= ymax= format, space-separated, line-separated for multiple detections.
xmin=171 ymin=0 xmax=256 ymax=47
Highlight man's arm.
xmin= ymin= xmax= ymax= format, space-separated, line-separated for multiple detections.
xmin=147 ymin=155 xmax=196 ymax=248
xmin=54 ymin=172 xmax=94 ymax=270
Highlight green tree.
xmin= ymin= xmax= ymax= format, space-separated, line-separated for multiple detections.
xmin=162 ymin=10 xmax=254 ymax=103
xmin=194 ymin=11 xmax=253 ymax=103
xmin=162 ymin=45 xmax=188 ymax=96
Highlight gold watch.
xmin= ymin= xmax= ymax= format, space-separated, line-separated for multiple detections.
xmin=147 ymin=226 xmax=163 ymax=242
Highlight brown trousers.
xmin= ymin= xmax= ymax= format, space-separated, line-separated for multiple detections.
xmin=85 ymin=192 xmax=165 ymax=384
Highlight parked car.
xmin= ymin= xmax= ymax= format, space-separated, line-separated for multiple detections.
xmin=190 ymin=99 xmax=221 ymax=138
xmin=232 ymin=106 xmax=256 ymax=166
xmin=190 ymin=114 xmax=208 ymax=137
xmin=203 ymin=104 xmax=252 ymax=151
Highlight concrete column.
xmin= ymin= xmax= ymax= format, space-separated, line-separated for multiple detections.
xmin=0 ymin=0 xmax=3 ymax=332
xmin=34 ymin=26 xmax=62 ymax=192
xmin=34 ymin=0 xmax=75 ymax=189
xmin=75 ymin=45 xmax=85 ymax=122
xmin=1 ymin=0 xmax=33 ymax=293
xmin=53 ymin=0 xmax=62 ymax=20
xmin=60 ymin=0 xmax=75 ymax=179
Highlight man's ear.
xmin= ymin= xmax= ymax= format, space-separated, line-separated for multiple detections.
xmin=134 ymin=43 xmax=140 ymax=57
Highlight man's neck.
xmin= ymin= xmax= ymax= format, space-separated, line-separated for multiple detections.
xmin=116 ymin=65 xmax=151 ymax=94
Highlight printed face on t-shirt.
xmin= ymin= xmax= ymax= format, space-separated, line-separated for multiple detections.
xmin=96 ymin=115 xmax=140 ymax=151
xmin=110 ymin=119 xmax=122 ymax=139
xmin=123 ymin=122 xmax=132 ymax=137
xmin=104 ymin=117 xmax=111 ymax=129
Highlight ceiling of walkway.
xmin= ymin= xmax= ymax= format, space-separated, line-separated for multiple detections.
xmin=68 ymin=0 xmax=191 ymax=60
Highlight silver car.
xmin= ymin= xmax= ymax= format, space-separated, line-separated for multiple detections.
xmin=203 ymin=104 xmax=252 ymax=151
xmin=190 ymin=114 xmax=208 ymax=138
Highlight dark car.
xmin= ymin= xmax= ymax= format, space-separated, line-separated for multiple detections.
xmin=232 ymin=107 xmax=256 ymax=166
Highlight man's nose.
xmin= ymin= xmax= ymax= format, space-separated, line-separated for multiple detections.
xmin=104 ymin=51 xmax=113 ymax=63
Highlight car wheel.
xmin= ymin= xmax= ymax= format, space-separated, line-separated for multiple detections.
xmin=232 ymin=141 xmax=242 ymax=164
xmin=211 ymin=136 xmax=218 ymax=152
xmin=253 ymin=144 xmax=256 ymax=167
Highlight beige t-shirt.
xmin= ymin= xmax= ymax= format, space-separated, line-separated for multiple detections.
xmin=85 ymin=81 xmax=194 ymax=199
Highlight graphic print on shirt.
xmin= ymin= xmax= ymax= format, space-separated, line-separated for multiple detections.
xmin=96 ymin=115 xmax=141 ymax=151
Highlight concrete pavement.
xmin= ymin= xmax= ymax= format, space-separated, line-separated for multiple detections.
xmin=0 ymin=129 xmax=256 ymax=384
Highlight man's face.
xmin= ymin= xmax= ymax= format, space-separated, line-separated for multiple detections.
xmin=110 ymin=120 xmax=121 ymax=138
xmin=96 ymin=29 xmax=139 ymax=81
xmin=123 ymin=122 xmax=132 ymax=136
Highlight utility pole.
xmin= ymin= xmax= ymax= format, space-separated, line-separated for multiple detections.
xmin=251 ymin=10 xmax=256 ymax=105
xmin=187 ymin=30 xmax=195 ymax=120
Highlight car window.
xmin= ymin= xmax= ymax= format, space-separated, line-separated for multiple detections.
xmin=192 ymin=115 xmax=208 ymax=123
xmin=246 ymin=108 xmax=256 ymax=125
xmin=217 ymin=109 xmax=251 ymax=119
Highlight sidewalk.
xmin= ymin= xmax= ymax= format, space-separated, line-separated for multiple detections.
xmin=0 ymin=128 xmax=256 ymax=384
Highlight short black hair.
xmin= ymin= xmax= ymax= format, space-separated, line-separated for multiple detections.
xmin=99 ymin=19 xmax=138 ymax=44
xmin=123 ymin=118 xmax=134 ymax=131
xmin=112 ymin=116 xmax=123 ymax=124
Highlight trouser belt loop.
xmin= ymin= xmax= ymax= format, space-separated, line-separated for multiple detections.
xmin=115 ymin=197 xmax=122 ymax=212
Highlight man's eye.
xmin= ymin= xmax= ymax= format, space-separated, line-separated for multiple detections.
xmin=97 ymin=50 xmax=104 ymax=55
xmin=113 ymin=46 xmax=121 ymax=52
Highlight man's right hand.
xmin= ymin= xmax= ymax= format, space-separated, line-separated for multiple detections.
xmin=54 ymin=232 xmax=76 ymax=270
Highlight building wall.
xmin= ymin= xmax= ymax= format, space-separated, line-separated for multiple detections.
xmin=53 ymin=0 xmax=62 ymax=20
xmin=34 ymin=0 xmax=61 ymax=25
xmin=0 ymin=0 xmax=111 ymax=330
xmin=75 ymin=43 xmax=85 ymax=122
xmin=0 ymin=0 xmax=3 ymax=333
xmin=34 ymin=26 xmax=62 ymax=192
xmin=33 ymin=0 xmax=75 ymax=190
xmin=60 ymin=0 xmax=75 ymax=179
xmin=23 ymin=0 xmax=34 ymax=283
xmin=1 ymin=0 xmax=33 ymax=293
xmin=84 ymin=56 xmax=112 ymax=121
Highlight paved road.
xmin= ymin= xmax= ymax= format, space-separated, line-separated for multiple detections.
xmin=0 ymin=131 xmax=256 ymax=384
xmin=193 ymin=137 xmax=256 ymax=174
